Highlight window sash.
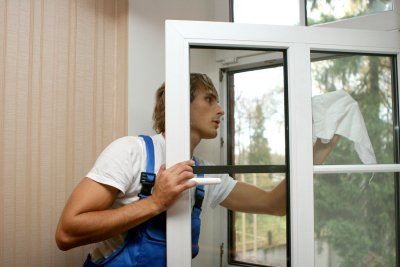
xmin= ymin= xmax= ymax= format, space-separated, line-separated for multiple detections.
xmin=165 ymin=20 xmax=400 ymax=267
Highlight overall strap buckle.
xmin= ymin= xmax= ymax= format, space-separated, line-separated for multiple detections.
xmin=138 ymin=172 xmax=156 ymax=198
xmin=194 ymin=186 xmax=205 ymax=208
xmin=193 ymin=157 xmax=205 ymax=210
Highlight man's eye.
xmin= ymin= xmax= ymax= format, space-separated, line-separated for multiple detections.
xmin=205 ymin=97 xmax=212 ymax=102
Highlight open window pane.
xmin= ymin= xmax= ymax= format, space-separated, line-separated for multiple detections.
xmin=314 ymin=172 xmax=396 ymax=266
xmin=306 ymin=0 xmax=393 ymax=25
xmin=311 ymin=54 xmax=395 ymax=165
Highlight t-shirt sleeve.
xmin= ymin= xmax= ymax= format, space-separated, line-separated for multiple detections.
xmin=197 ymin=158 xmax=238 ymax=208
xmin=86 ymin=136 xmax=143 ymax=195
xmin=206 ymin=173 xmax=237 ymax=208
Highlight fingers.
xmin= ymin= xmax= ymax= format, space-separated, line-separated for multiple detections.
xmin=166 ymin=160 xmax=195 ymax=176
xmin=151 ymin=160 xmax=198 ymax=210
xmin=177 ymin=179 xmax=197 ymax=192
xmin=177 ymin=171 xmax=195 ymax=183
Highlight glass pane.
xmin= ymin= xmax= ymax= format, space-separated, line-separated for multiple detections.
xmin=233 ymin=0 xmax=300 ymax=25
xmin=314 ymin=173 xmax=396 ymax=266
xmin=307 ymin=0 xmax=393 ymax=25
xmin=234 ymin=173 xmax=286 ymax=266
xmin=234 ymin=68 xmax=286 ymax=165
xmin=311 ymin=54 xmax=394 ymax=165
xmin=189 ymin=47 xmax=288 ymax=267
xmin=230 ymin=55 xmax=287 ymax=266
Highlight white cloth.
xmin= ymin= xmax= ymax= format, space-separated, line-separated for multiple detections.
xmin=86 ymin=133 xmax=237 ymax=209
xmin=312 ymin=90 xmax=377 ymax=164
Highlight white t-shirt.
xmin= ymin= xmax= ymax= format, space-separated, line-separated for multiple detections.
xmin=86 ymin=133 xmax=237 ymax=209
xmin=86 ymin=134 xmax=237 ymax=261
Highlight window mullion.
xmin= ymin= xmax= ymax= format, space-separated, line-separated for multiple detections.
xmin=288 ymin=44 xmax=314 ymax=267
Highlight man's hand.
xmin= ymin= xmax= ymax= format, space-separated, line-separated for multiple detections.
xmin=149 ymin=160 xmax=197 ymax=211
xmin=313 ymin=134 xmax=341 ymax=164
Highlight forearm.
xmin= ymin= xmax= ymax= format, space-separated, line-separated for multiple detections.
xmin=221 ymin=181 xmax=286 ymax=216
xmin=313 ymin=135 xmax=340 ymax=164
xmin=56 ymin=196 xmax=162 ymax=250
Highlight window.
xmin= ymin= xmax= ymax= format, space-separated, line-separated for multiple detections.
xmin=165 ymin=20 xmax=399 ymax=267
xmin=311 ymin=53 xmax=398 ymax=266
xmin=227 ymin=64 xmax=288 ymax=266
xmin=306 ymin=0 xmax=393 ymax=25
xmin=231 ymin=0 xmax=400 ymax=30
xmin=312 ymin=54 xmax=396 ymax=165
xmin=231 ymin=0 xmax=300 ymax=25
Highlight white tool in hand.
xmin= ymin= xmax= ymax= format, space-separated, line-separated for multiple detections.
xmin=190 ymin=177 xmax=221 ymax=185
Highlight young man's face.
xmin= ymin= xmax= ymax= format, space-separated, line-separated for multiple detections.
xmin=190 ymin=85 xmax=224 ymax=139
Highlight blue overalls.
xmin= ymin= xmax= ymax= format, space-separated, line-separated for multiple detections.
xmin=83 ymin=135 xmax=205 ymax=267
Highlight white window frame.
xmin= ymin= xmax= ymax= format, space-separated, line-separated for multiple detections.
xmin=165 ymin=20 xmax=400 ymax=267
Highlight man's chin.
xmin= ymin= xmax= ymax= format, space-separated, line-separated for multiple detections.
xmin=202 ymin=131 xmax=218 ymax=139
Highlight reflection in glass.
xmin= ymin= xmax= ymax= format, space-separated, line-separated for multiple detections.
xmin=311 ymin=54 xmax=394 ymax=164
xmin=314 ymin=173 xmax=396 ymax=267
xmin=307 ymin=0 xmax=393 ymax=25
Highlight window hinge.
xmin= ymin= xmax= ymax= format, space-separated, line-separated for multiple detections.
xmin=220 ymin=137 xmax=225 ymax=148
xmin=219 ymin=242 xmax=224 ymax=267
xmin=219 ymin=69 xmax=225 ymax=82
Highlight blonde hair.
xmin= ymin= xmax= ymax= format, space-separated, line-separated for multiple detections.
xmin=153 ymin=73 xmax=218 ymax=134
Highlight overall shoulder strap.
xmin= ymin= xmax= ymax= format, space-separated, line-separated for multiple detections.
xmin=138 ymin=135 xmax=156 ymax=198
xmin=139 ymin=135 xmax=155 ymax=173
xmin=193 ymin=157 xmax=205 ymax=210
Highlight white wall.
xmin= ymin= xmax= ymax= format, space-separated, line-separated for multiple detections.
xmin=128 ymin=0 xmax=228 ymax=136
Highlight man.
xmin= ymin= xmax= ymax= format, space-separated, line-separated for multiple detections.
xmin=55 ymin=73 xmax=338 ymax=266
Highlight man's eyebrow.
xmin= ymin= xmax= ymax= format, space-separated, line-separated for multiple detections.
xmin=205 ymin=92 xmax=218 ymax=100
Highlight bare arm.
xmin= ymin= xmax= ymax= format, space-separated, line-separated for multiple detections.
xmin=220 ymin=135 xmax=341 ymax=215
xmin=55 ymin=161 xmax=196 ymax=251
xmin=313 ymin=134 xmax=341 ymax=165
xmin=220 ymin=179 xmax=286 ymax=216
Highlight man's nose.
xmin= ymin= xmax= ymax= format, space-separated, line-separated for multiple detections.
xmin=217 ymin=104 xmax=225 ymax=116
